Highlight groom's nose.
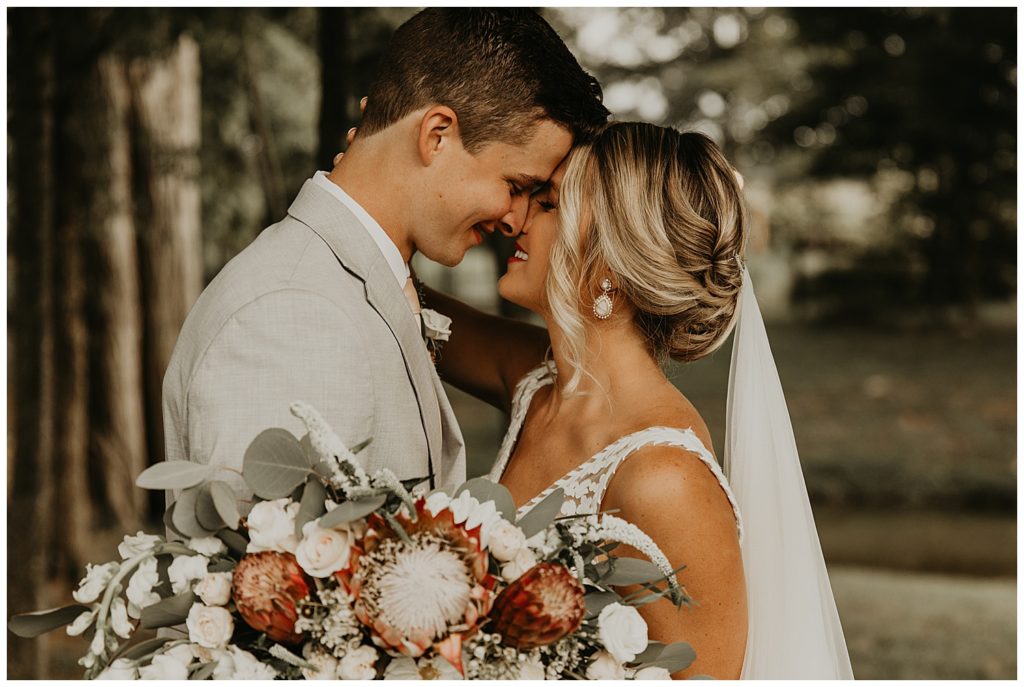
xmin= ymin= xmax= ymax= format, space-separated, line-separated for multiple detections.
xmin=494 ymin=194 xmax=530 ymax=237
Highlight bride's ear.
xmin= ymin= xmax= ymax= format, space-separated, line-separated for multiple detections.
xmin=417 ymin=106 xmax=461 ymax=166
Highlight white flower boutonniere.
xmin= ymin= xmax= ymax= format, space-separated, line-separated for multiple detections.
xmin=421 ymin=308 xmax=452 ymax=343
xmin=420 ymin=308 xmax=452 ymax=364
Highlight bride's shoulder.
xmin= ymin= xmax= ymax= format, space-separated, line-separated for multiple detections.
xmin=601 ymin=438 xmax=740 ymax=544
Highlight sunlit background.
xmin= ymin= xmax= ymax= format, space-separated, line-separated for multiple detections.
xmin=7 ymin=7 xmax=1015 ymax=679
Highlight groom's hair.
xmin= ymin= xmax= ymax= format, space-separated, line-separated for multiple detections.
xmin=359 ymin=9 xmax=610 ymax=153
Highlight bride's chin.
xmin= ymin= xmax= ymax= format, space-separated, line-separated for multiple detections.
xmin=497 ymin=277 xmax=536 ymax=312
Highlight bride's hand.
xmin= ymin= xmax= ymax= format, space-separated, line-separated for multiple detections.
xmin=332 ymin=96 xmax=368 ymax=166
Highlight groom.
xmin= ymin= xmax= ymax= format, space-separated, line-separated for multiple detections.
xmin=162 ymin=9 xmax=609 ymax=503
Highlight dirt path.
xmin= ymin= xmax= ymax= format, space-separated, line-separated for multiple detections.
xmin=831 ymin=565 xmax=1016 ymax=679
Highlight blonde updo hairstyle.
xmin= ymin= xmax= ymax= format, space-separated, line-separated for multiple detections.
xmin=547 ymin=122 xmax=748 ymax=394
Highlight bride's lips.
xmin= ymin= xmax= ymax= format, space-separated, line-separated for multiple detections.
xmin=507 ymin=242 xmax=529 ymax=264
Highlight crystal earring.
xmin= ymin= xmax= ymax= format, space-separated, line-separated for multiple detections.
xmin=593 ymin=278 xmax=615 ymax=320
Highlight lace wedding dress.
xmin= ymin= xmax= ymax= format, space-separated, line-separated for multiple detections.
xmin=488 ymin=361 xmax=743 ymax=542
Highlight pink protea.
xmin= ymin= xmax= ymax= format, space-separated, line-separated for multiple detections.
xmin=336 ymin=499 xmax=497 ymax=673
xmin=232 ymin=551 xmax=311 ymax=644
xmin=489 ymin=562 xmax=586 ymax=649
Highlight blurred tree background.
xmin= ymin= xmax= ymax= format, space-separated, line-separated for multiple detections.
xmin=6 ymin=7 xmax=1015 ymax=679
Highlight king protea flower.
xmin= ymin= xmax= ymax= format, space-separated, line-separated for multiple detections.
xmin=489 ymin=562 xmax=586 ymax=649
xmin=337 ymin=498 xmax=497 ymax=674
xmin=232 ymin=551 xmax=311 ymax=644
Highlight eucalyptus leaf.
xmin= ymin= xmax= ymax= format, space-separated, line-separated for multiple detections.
xmin=242 ymin=428 xmax=311 ymax=499
xmin=8 ymin=604 xmax=90 ymax=638
xmin=640 ymin=642 xmax=697 ymax=673
xmin=207 ymin=558 xmax=237 ymax=573
xmin=115 ymin=637 xmax=172 ymax=661
xmin=515 ymin=487 xmax=565 ymax=538
xmin=209 ymin=481 xmax=240 ymax=529
xmin=634 ymin=641 xmax=668 ymax=664
xmin=140 ymin=591 xmax=195 ymax=629
xmin=602 ymin=557 xmax=666 ymax=586
xmin=294 ymin=478 xmax=328 ymax=539
xmin=163 ymin=502 xmax=183 ymax=537
xmin=583 ymin=591 xmax=619 ymax=618
xmin=172 ymin=486 xmax=215 ymax=538
xmin=195 ymin=483 xmax=227 ymax=532
xmin=454 ymin=478 xmax=517 ymax=522
xmin=190 ymin=662 xmax=219 ymax=680
xmin=136 ymin=461 xmax=218 ymax=490
xmin=216 ymin=529 xmax=249 ymax=556
xmin=318 ymin=495 xmax=387 ymax=529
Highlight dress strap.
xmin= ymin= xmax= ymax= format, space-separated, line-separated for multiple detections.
xmin=488 ymin=361 xmax=556 ymax=482
xmin=592 ymin=427 xmax=744 ymax=542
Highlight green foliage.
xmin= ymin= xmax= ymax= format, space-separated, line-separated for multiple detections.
xmin=454 ymin=477 xmax=517 ymax=522
xmin=136 ymin=461 xmax=218 ymax=490
xmin=140 ymin=591 xmax=196 ymax=629
xmin=317 ymin=494 xmax=387 ymax=528
xmin=8 ymin=604 xmax=90 ymax=638
xmin=242 ymin=428 xmax=313 ymax=499
xmin=515 ymin=487 xmax=566 ymax=538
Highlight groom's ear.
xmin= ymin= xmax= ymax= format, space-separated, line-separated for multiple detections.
xmin=417 ymin=105 xmax=461 ymax=166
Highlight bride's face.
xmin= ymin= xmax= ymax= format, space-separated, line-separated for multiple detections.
xmin=497 ymin=163 xmax=565 ymax=313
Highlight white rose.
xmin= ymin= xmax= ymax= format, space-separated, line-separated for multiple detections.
xmin=126 ymin=557 xmax=161 ymax=618
xmin=598 ymin=603 xmax=649 ymax=663
xmin=118 ymin=531 xmax=162 ymax=560
xmin=488 ymin=519 xmax=527 ymax=562
xmin=295 ymin=521 xmax=353 ymax=578
xmin=424 ymin=491 xmax=451 ymax=517
xmin=633 ymin=665 xmax=673 ymax=680
xmin=109 ymin=597 xmax=133 ymax=639
xmin=210 ymin=649 xmax=235 ymax=680
xmin=97 ymin=658 xmax=138 ymax=680
xmin=168 ymin=554 xmax=209 ymax=595
xmin=585 ymin=650 xmax=625 ymax=680
xmin=227 ymin=646 xmax=278 ymax=679
xmin=301 ymin=649 xmax=339 ymax=680
xmin=501 ymin=547 xmax=537 ymax=582
xmin=186 ymin=603 xmax=234 ymax=649
xmin=165 ymin=642 xmax=197 ymax=666
xmin=194 ymin=572 xmax=233 ymax=606
xmin=517 ymin=653 xmax=546 ymax=680
xmin=421 ymin=308 xmax=452 ymax=343
xmin=246 ymin=498 xmax=301 ymax=554
xmin=448 ymin=491 xmax=478 ymax=525
xmin=66 ymin=609 xmax=95 ymax=637
xmin=338 ymin=645 xmax=378 ymax=680
xmin=138 ymin=653 xmax=190 ymax=680
xmin=72 ymin=562 xmax=119 ymax=604
xmin=188 ymin=536 xmax=227 ymax=557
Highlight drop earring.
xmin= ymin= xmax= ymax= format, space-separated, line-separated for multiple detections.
xmin=593 ymin=278 xmax=615 ymax=320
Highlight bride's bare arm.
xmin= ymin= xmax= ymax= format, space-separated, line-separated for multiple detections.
xmin=600 ymin=446 xmax=747 ymax=679
xmin=421 ymin=283 xmax=549 ymax=413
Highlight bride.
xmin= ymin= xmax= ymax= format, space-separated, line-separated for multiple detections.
xmin=423 ymin=122 xmax=854 ymax=679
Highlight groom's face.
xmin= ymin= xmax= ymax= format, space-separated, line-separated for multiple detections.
xmin=415 ymin=120 xmax=572 ymax=267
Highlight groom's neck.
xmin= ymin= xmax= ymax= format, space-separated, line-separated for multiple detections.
xmin=326 ymin=142 xmax=415 ymax=263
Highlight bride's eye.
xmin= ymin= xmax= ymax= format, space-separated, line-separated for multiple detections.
xmin=537 ymin=200 xmax=557 ymax=212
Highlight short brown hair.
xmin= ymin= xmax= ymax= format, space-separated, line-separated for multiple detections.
xmin=359 ymin=9 xmax=609 ymax=153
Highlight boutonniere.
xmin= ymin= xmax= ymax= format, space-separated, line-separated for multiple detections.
xmin=420 ymin=308 xmax=452 ymax=363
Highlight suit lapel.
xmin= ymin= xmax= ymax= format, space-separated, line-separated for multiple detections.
xmin=286 ymin=180 xmax=444 ymax=484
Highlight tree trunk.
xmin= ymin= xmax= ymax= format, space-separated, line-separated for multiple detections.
xmin=317 ymin=8 xmax=352 ymax=170
xmin=86 ymin=53 xmax=148 ymax=528
xmin=7 ymin=8 xmax=58 ymax=678
xmin=128 ymin=34 xmax=203 ymax=518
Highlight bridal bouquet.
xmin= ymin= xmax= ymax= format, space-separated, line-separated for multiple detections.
xmin=10 ymin=402 xmax=697 ymax=680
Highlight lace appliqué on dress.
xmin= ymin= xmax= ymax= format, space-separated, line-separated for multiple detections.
xmin=492 ymin=363 xmax=744 ymax=543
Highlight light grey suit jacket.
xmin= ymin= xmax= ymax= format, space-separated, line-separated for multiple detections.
xmin=162 ymin=180 xmax=466 ymax=507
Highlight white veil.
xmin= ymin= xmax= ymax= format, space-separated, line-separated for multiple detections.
xmin=725 ymin=265 xmax=855 ymax=679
